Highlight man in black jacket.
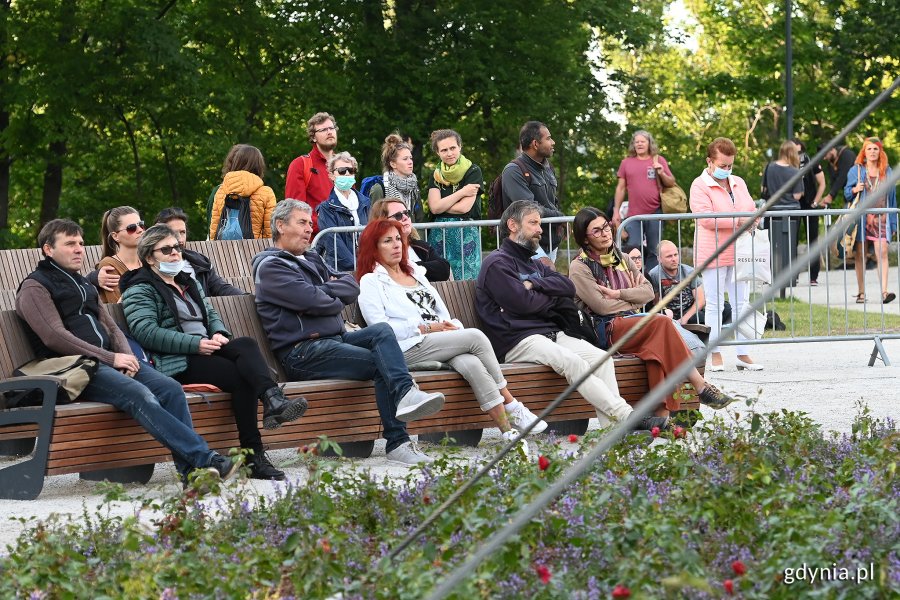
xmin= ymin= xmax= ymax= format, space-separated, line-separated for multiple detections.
xmin=17 ymin=219 xmax=239 ymax=485
xmin=475 ymin=201 xmax=667 ymax=431
xmin=820 ymin=143 xmax=856 ymax=207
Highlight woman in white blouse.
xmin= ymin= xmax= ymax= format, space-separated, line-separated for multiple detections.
xmin=355 ymin=218 xmax=547 ymax=437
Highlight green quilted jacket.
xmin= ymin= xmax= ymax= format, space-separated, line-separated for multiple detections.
xmin=120 ymin=266 xmax=230 ymax=377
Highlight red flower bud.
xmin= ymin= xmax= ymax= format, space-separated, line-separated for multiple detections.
xmin=651 ymin=426 xmax=660 ymax=438
xmin=731 ymin=560 xmax=746 ymax=576
xmin=534 ymin=564 xmax=551 ymax=584
xmin=568 ymin=434 xmax=578 ymax=443
xmin=538 ymin=455 xmax=550 ymax=471
xmin=611 ymin=584 xmax=631 ymax=598
xmin=300 ymin=445 xmax=309 ymax=454
xmin=723 ymin=579 xmax=734 ymax=594
xmin=423 ymin=495 xmax=432 ymax=505
xmin=318 ymin=537 xmax=332 ymax=553
xmin=673 ymin=426 xmax=685 ymax=438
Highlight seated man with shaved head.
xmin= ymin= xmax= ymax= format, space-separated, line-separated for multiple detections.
xmin=647 ymin=240 xmax=705 ymax=352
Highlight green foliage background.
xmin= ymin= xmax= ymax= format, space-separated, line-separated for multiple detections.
xmin=1 ymin=0 xmax=898 ymax=247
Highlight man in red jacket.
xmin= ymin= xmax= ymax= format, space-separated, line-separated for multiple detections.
xmin=285 ymin=112 xmax=339 ymax=234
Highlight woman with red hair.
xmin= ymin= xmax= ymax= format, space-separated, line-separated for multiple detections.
xmin=845 ymin=137 xmax=897 ymax=303
xmin=356 ymin=219 xmax=547 ymax=438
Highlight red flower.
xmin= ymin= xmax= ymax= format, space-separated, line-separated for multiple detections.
xmin=673 ymin=426 xmax=686 ymax=439
xmin=318 ymin=537 xmax=332 ymax=553
xmin=731 ymin=560 xmax=747 ymax=576
xmin=423 ymin=494 xmax=432 ymax=505
xmin=534 ymin=564 xmax=551 ymax=584
xmin=300 ymin=445 xmax=309 ymax=454
xmin=723 ymin=579 xmax=734 ymax=594
xmin=538 ymin=455 xmax=551 ymax=471
xmin=568 ymin=434 xmax=578 ymax=443
xmin=651 ymin=426 xmax=661 ymax=438
xmin=611 ymin=584 xmax=631 ymax=598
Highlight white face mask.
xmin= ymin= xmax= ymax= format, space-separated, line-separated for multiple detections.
xmin=157 ymin=260 xmax=185 ymax=276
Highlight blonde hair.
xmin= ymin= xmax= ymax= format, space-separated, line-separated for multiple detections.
xmin=381 ymin=133 xmax=413 ymax=172
xmin=370 ymin=198 xmax=419 ymax=240
xmin=777 ymin=140 xmax=800 ymax=168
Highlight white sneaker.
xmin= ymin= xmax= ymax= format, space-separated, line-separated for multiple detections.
xmin=501 ymin=429 xmax=530 ymax=457
xmin=507 ymin=403 xmax=548 ymax=434
xmin=395 ymin=383 xmax=445 ymax=422
xmin=386 ymin=440 xmax=435 ymax=466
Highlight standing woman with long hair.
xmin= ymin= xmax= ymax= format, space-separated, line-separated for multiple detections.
xmin=97 ymin=206 xmax=145 ymax=303
xmin=426 ymin=129 xmax=483 ymax=280
xmin=762 ymin=140 xmax=804 ymax=289
xmin=845 ymin=137 xmax=897 ymax=304
xmin=208 ymin=144 xmax=276 ymax=240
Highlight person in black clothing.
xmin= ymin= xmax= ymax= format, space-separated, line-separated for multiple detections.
xmin=791 ymin=139 xmax=826 ymax=285
xmin=155 ymin=207 xmax=245 ymax=296
xmin=820 ymin=143 xmax=857 ymax=207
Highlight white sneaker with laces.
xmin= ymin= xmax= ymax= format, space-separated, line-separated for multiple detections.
xmin=507 ymin=403 xmax=548 ymax=434
xmin=395 ymin=383 xmax=445 ymax=422
xmin=386 ymin=440 xmax=435 ymax=466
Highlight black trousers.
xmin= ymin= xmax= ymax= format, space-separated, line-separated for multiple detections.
xmin=175 ymin=336 xmax=275 ymax=449
xmin=799 ymin=211 xmax=821 ymax=282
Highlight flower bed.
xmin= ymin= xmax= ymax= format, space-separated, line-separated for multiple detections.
xmin=2 ymin=408 xmax=898 ymax=599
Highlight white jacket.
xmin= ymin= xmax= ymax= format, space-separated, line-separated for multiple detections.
xmin=358 ymin=263 xmax=463 ymax=351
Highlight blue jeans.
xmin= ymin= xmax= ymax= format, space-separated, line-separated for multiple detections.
xmin=81 ymin=363 xmax=215 ymax=474
xmin=281 ymin=322 xmax=413 ymax=453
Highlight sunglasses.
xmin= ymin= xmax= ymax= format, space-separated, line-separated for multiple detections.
xmin=117 ymin=221 xmax=145 ymax=234
xmin=153 ymin=243 xmax=183 ymax=256
xmin=334 ymin=167 xmax=357 ymax=175
xmin=388 ymin=209 xmax=412 ymax=221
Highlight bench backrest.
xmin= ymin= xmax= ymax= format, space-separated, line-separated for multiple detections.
xmin=0 ymin=310 xmax=38 ymax=379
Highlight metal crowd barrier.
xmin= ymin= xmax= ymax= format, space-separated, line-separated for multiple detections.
xmin=619 ymin=208 xmax=900 ymax=363
xmin=312 ymin=215 xmax=579 ymax=279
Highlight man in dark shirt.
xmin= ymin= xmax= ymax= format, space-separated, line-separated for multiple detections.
xmin=500 ymin=121 xmax=565 ymax=267
xmin=820 ymin=143 xmax=856 ymax=206
xmin=791 ymin=139 xmax=826 ymax=284
xmin=16 ymin=219 xmax=239 ymax=485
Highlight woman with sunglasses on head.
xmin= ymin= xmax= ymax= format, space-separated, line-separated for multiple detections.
xmin=120 ymin=225 xmax=308 ymax=481
xmin=845 ymin=137 xmax=897 ymax=304
xmin=569 ymin=207 xmax=736 ymax=416
xmin=426 ymin=129 xmax=483 ymax=280
xmin=315 ymin=152 xmax=370 ymax=272
xmin=370 ymin=198 xmax=451 ymax=281
xmin=356 ymin=218 xmax=547 ymax=437
xmin=96 ymin=206 xmax=145 ymax=303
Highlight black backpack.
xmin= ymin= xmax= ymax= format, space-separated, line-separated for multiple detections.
xmin=216 ymin=193 xmax=254 ymax=240
xmin=487 ymin=157 xmax=530 ymax=220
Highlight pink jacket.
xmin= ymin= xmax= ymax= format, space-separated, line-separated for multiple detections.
xmin=689 ymin=170 xmax=756 ymax=268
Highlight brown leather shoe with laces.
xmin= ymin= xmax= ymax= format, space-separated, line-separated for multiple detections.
xmin=698 ymin=383 xmax=737 ymax=410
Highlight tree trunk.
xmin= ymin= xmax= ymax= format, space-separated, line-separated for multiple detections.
xmin=148 ymin=111 xmax=178 ymax=204
xmin=0 ymin=109 xmax=9 ymax=231
xmin=115 ymin=105 xmax=142 ymax=200
xmin=39 ymin=139 xmax=67 ymax=234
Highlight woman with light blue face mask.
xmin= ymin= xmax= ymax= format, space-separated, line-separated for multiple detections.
xmin=689 ymin=137 xmax=763 ymax=373
xmin=120 ymin=225 xmax=308 ymax=481
xmin=315 ymin=151 xmax=371 ymax=272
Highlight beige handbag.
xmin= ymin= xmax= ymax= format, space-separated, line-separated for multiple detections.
xmin=14 ymin=355 xmax=99 ymax=403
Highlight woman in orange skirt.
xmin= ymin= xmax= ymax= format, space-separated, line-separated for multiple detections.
xmin=568 ymin=207 xmax=736 ymax=416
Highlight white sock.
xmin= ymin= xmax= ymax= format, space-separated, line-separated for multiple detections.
xmin=505 ymin=400 xmax=521 ymax=413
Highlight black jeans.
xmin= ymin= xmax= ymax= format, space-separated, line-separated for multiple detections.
xmin=175 ymin=336 xmax=275 ymax=450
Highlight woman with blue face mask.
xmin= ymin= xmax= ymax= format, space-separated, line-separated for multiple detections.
xmin=120 ymin=225 xmax=308 ymax=481
xmin=315 ymin=151 xmax=371 ymax=272
xmin=689 ymin=137 xmax=763 ymax=373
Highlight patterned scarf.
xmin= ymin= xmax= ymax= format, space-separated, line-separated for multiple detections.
xmin=383 ymin=171 xmax=421 ymax=211
xmin=433 ymin=154 xmax=473 ymax=186
xmin=578 ymin=249 xmax=632 ymax=291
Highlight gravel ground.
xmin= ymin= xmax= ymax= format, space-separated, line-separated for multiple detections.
xmin=0 ymin=337 xmax=896 ymax=554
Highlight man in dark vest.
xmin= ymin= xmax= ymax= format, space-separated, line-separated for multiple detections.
xmin=16 ymin=219 xmax=240 ymax=485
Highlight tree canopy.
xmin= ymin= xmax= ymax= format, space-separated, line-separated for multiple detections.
xmin=1 ymin=0 xmax=897 ymax=247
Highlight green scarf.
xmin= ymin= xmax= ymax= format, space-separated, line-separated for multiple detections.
xmin=433 ymin=154 xmax=473 ymax=186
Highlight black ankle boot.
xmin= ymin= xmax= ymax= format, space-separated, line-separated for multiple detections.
xmin=261 ymin=386 xmax=308 ymax=430
xmin=248 ymin=448 xmax=285 ymax=481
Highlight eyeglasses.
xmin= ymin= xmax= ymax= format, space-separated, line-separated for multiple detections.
xmin=153 ymin=244 xmax=183 ymax=256
xmin=315 ymin=126 xmax=339 ymax=134
xmin=334 ymin=167 xmax=357 ymax=175
xmin=629 ymin=253 xmax=643 ymax=262
xmin=388 ymin=209 xmax=412 ymax=221
xmin=117 ymin=221 xmax=145 ymax=234
xmin=588 ymin=223 xmax=611 ymax=237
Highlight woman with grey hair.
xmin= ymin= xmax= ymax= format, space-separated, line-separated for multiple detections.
xmin=315 ymin=151 xmax=371 ymax=272
xmin=120 ymin=224 xmax=308 ymax=481
xmin=612 ymin=129 xmax=678 ymax=274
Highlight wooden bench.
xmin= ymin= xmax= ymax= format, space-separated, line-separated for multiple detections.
xmin=0 ymin=259 xmax=699 ymax=500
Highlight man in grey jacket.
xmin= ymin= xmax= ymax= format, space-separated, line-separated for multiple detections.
xmin=251 ymin=200 xmax=445 ymax=466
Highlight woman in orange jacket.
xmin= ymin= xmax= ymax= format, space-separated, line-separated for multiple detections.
xmin=209 ymin=144 xmax=276 ymax=240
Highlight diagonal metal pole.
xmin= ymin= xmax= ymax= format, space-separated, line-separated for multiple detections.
xmin=425 ymin=163 xmax=900 ymax=600
xmin=382 ymin=75 xmax=900 ymax=568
